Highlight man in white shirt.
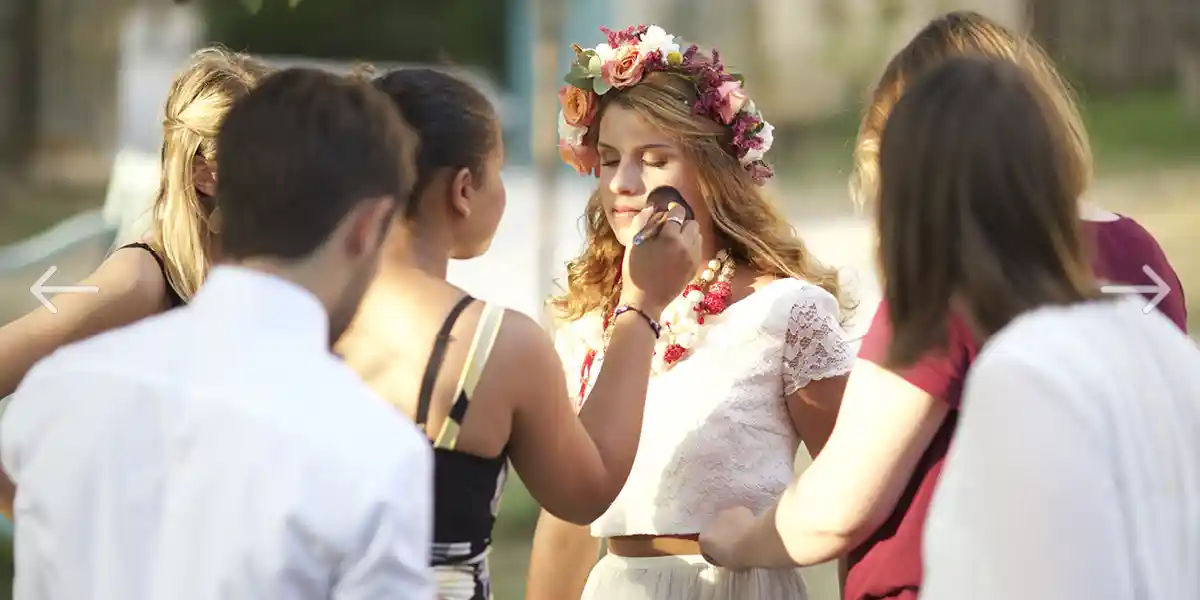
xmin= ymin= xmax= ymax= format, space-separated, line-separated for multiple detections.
xmin=0 ymin=68 xmax=434 ymax=600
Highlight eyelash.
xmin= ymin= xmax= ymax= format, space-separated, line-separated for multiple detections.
xmin=601 ymin=159 xmax=668 ymax=168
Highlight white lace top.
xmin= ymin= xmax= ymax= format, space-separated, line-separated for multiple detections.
xmin=554 ymin=278 xmax=855 ymax=537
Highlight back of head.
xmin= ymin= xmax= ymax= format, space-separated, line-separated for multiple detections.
xmin=216 ymin=68 xmax=417 ymax=261
xmin=852 ymin=11 xmax=1092 ymax=207
xmin=372 ymin=68 xmax=500 ymax=217
xmin=877 ymin=56 xmax=1096 ymax=367
xmin=152 ymin=47 xmax=269 ymax=300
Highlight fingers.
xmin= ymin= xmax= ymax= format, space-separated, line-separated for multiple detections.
xmin=630 ymin=206 xmax=655 ymax=232
xmin=680 ymin=220 xmax=702 ymax=252
xmin=660 ymin=202 xmax=688 ymax=234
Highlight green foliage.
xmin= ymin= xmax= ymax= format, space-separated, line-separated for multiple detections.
xmin=205 ymin=0 xmax=509 ymax=83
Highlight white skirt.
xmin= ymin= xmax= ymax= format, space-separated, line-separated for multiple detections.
xmin=581 ymin=554 xmax=809 ymax=600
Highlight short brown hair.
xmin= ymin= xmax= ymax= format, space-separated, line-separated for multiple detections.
xmin=216 ymin=68 xmax=417 ymax=260
xmin=878 ymin=56 xmax=1097 ymax=367
xmin=852 ymin=11 xmax=1092 ymax=208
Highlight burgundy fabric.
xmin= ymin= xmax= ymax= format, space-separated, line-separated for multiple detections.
xmin=843 ymin=215 xmax=1186 ymax=600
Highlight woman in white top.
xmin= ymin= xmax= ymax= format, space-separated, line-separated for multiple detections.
xmin=869 ymin=56 xmax=1200 ymax=600
xmin=525 ymin=24 xmax=855 ymax=600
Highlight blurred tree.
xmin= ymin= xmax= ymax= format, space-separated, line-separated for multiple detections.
xmin=1173 ymin=0 xmax=1200 ymax=116
xmin=29 ymin=0 xmax=133 ymax=186
xmin=0 ymin=0 xmax=130 ymax=188
xmin=1031 ymin=0 xmax=1177 ymax=91
xmin=0 ymin=0 xmax=36 ymax=179
xmin=203 ymin=0 xmax=508 ymax=84
xmin=532 ymin=0 xmax=562 ymax=326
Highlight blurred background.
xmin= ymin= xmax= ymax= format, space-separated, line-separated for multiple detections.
xmin=0 ymin=0 xmax=1197 ymax=599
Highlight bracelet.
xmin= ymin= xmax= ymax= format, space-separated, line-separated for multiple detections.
xmin=611 ymin=304 xmax=662 ymax=339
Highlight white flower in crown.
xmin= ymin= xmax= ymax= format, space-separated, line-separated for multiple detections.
xmin=741 ymin=120 xmax=775 ymax=166
xmin=637 ymin=25 xmax=680 ymax=57
xmin=558 ymin=111 xmax=587 ymax=147
xmin=588 ymin=43 xmax=617 ymax=76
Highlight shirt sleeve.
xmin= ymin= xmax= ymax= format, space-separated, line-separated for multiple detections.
xmin=921 ymin=347 xmax=1131 ymax=600
xmin=333 ymin=438 xmax=435 ymax=600
xmin=856 ymin=301 xmax=975 ymax=408
xmin=780 ymin=287 xmax=855 ymax=395
xmin=0 ymin=359 xmax=58 ymax=483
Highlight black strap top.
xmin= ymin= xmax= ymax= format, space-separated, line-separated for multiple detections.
xmin=117 ymin=243 xmax=185 ymax=308
xmin=415 ymin=295 xmax=509 ymax=598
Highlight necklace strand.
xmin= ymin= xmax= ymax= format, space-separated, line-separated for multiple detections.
xmin=575 ymin=250 xmax=736 ymax=408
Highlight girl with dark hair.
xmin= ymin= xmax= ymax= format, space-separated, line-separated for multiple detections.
xmin=332 ymin=67 xmax=702 ymax=600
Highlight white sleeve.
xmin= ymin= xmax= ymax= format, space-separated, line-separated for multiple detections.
xmin=921 ymin=349 xmax=1133 ymax=600
xmin=780 ymin=287 xmax=854 ymax=395
xmin=0 ymin=360 xmax=57 ymax=483
xmin=333 ymin=437 xmax=435 ymax=600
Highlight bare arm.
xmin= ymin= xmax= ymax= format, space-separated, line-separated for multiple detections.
xmin=786 ymin=375 xmax=847 ymax=458
xmin=525 ymin=509 xmax=602 ymax=600
xmin=502 ymin=309 xmax=658 ymax=524
xmin=0 ymin=248 xmax=170 ymax=397
xmin=718 ymin=360 xmax=948 ymax=569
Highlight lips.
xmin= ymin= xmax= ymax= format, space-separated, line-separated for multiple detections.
xmin=613 ymin=206 xmax=644 ymax=215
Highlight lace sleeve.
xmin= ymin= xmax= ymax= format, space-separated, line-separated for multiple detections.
xmin=781 ymin=290 xmax=855 ymax=395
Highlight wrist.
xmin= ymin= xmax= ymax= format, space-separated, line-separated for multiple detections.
xmin=611 ymin=304 xmax=662 ymax=339
xmin=617 ymin=294 xmax=666 ymax=318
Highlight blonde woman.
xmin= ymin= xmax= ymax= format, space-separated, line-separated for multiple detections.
xmin=525 ymin=25 xmax=855 ymax=599
xmin=0 ymin=47 xmax=266 ymax=514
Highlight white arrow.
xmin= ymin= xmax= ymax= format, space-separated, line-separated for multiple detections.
xmin=1100 ymin=265 xmax=1171 ymax=314
xmin=30 ymin=266 xmax=100 ymax=314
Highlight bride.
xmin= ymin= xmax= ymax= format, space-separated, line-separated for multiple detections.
xmin=525 ymin=24 xmax=856 ymax=600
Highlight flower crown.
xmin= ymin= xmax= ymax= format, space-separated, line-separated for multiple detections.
xmin=556 ymin=25 xmax=775 ymax=184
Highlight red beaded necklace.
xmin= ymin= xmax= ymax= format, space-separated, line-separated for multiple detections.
xmin=575 ymin=250 xmax=735 ymax=409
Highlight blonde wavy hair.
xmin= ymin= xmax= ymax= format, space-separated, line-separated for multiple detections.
xmin=550 ymin=70 xmax=849 ymax=322
xmin=150 ymin=46 xmax=269 ymax=300
xmin=851 ymin=11 xmax=1093 ymax=208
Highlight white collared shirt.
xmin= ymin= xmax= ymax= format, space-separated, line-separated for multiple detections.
xmin=0 ymin=266 xmax=434 ymax=600
xmin=923 ymin=298 xmax=1200 ymax=600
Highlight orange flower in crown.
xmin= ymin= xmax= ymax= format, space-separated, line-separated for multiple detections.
xmin=555 ymin=24 xmax=775 ymax=183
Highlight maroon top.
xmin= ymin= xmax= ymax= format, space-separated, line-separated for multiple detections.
xmin=843 ymin=215 xmax=1187 ymax=600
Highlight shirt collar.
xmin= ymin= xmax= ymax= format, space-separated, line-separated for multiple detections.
xmin=190 ymin=265 xmax=330 ymax=348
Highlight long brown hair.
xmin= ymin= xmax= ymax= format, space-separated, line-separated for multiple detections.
xmin=150 ymin=47 xmax=268 ymax=300
xmin=878 ymin=56 xmax=1097 ymax=368
xmin=852 ymin=11 xmax=1092 ymax=208
xmin=550 ymin=69 xmax=848 ymax=322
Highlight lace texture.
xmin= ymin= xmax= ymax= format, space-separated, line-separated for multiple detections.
xmin=554 ymin=279 xmax=855 ymax=536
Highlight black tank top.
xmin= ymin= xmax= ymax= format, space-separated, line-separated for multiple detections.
xmin=117 ymin=243 xmax=185 ymax=308
xmin=416 ymin=295 xmax=509 ymax=600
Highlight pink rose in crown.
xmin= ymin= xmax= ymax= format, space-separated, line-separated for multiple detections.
xmin=603 ymin=45 xmax=647 ymax=89
xmin=715 ymin=81 xmax=749 ymax=124
xmin=559 ymin=142 xmax=600 ymax=177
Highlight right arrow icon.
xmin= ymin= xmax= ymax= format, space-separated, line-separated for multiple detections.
xmin=1100 ymin=265 xmax=1171 ymax=314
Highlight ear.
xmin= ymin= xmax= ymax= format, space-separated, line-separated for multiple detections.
xmin=344 ymin=196 xmax=398 ymax=258
xmin=449 ymin=167 xmax=474 ymax=219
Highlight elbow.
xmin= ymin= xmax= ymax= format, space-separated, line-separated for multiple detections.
xmin=775 ymin=497 xmax=884 ymax=566
xmin=545 ymin=481 xmax=623 ymax=526
xmin=550 ymin=494 xmax=612 ymax=526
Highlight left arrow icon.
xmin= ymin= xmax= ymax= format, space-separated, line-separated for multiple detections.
xmin=30 ymin=266 xmax=100 ymax=314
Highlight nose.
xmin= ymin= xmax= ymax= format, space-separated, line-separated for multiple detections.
xmin=608 ymin=158 xmax=645 ymax=198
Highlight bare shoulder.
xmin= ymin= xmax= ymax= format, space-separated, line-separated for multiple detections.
xmin=485 ymin=308 xmax=563 ymax=397
xmin=93 ymin=244 xmax=174 ymax=310
xmin=493 ymin=309 xmax=557 ymax=363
